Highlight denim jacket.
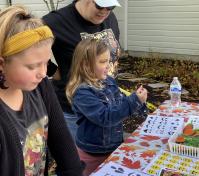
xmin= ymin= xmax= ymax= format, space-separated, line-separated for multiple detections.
xmin=72 ymin=76 xmax=147 ymax=153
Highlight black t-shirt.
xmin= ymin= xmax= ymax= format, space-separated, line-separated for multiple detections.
xmin=0 ymin=89 xmax=48 ymax=175
xmin=43 ymin=1 xmax=120 ymax=113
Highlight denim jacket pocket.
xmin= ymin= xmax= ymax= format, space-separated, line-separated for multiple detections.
xmin=109 ymin=124 xmax=123 ymax=144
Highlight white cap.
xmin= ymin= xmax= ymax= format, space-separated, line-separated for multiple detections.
xmin=94 ymin=0 xmax=121 ymax=7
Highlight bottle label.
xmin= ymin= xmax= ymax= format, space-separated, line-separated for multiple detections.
xmin=170 ymin=87 xmax=181 ymax=93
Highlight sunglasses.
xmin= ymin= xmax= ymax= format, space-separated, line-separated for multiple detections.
xmin=94 ymin=2 xmax=115 ymax=11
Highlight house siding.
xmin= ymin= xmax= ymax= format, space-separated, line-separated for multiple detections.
xmin=0 ymin=0 xmax=72 ymax=16
xmin=0 ymin=0 xmax=6 ymax=9
xmin=128 ymin=0 xmax=199 ymax=57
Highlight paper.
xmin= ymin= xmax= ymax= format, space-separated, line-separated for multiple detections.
xmin=158 ymin=168 xmax=189 ymax=176
xmin=140 ymin=115 xmax=184 ymax=137
xmin=91 ymin=161 xmax=150 ymax=176
xmin=144 ymin=151 xmax=199 ymax=176
xmin=187 ymin=116 xmax=199 ymax=128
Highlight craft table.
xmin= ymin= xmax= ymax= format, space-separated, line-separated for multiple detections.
xmin=91 ymin=101 xmax=199 ymax=176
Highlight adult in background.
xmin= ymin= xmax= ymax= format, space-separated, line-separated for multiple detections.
xmin=43 ymin=0 xmax=121 ymax=140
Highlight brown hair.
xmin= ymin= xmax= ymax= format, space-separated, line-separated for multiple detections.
xmin=66 ymin=38 xmax=109 ymax=104
xmin=0 ymin=5 xmax=52 ymax=57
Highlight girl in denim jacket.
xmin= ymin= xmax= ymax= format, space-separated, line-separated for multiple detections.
xmin=66 ymin=38 xmax=148 ymax=176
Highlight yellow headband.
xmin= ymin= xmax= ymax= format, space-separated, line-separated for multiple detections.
xmin=2 ymin=25 xmax=54 ymax=57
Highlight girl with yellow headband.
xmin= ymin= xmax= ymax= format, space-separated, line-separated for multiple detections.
xmin=0 ymin=5 xmax=84 ymax=176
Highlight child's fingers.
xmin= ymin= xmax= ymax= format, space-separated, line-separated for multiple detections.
xmin=136 ymin=88 xmax=148 ymax=103
xmin=137 ymin=86 xmax=147 ymax=94
xmin=135 ymin=83 xmax=143 ymax=90
xmin=136 ymin=85 xmax=143 ymax=92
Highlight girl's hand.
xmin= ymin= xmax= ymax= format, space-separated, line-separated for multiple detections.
xmin=136 ymin=85 xmax=148 ymax=104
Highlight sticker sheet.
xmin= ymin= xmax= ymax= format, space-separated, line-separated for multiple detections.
xmin=187 ymin=116 xmax=199 ymax=128
xmin=143 ymin=151 xmax=199 ymax=176
xmin=158 ymin=168 xmax=189 ymax=176
xmin=140 ymin=115 xmax=184 ymax=137
xmin=91 ymin=161 xmax=150 ymax=176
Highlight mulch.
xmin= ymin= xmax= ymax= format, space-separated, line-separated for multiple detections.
xmin=117 ymin=56 xmax=199 ymax=133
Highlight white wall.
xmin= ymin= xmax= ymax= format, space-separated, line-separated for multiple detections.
xmin=128 ymin=0 xmax=199 ymax=57
xmin=0 ymin=0 xmax=7 ymax=9
xmin=0 ymin=0 xmax=72 ymax=16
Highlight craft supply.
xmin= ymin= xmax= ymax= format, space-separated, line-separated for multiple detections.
xmin=140 ymin=115 xmax=184 ymax=137
xmin=158 ymin=168 xmax=189 ymax=176
xmin=168 ymin=116 xmax=199 ymax=158
xmin=144 ymin=151 xmax=199 ymax=176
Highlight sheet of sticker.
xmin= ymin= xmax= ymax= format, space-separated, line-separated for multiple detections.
xmin=187 ymin=115 xmax=199 ymax=128
xmin=158 ymin=168 xmax=189 ymax=176
xmin=140 ymin=115 xmax=184 ymax=137
xmin=91 ymin=161 xmax=150 ymax=176
xmin=143 ymin=151 xmax=199 ymax=176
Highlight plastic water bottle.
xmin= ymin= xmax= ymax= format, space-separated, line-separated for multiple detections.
xmin=169 ymin=77 xmax=182 ymax=108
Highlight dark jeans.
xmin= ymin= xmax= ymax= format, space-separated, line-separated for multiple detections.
xmin=63 ymin=112 xmax=78 ymax=141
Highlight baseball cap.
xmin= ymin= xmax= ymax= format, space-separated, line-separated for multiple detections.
xmin=94 ymin=0 xmax=121 ymax=7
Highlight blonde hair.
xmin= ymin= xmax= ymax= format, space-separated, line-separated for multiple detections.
xmin=66 ymin=39 xmax=109 ymax=104
xmin=0 ymin=5 xmax=53 ymax=58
